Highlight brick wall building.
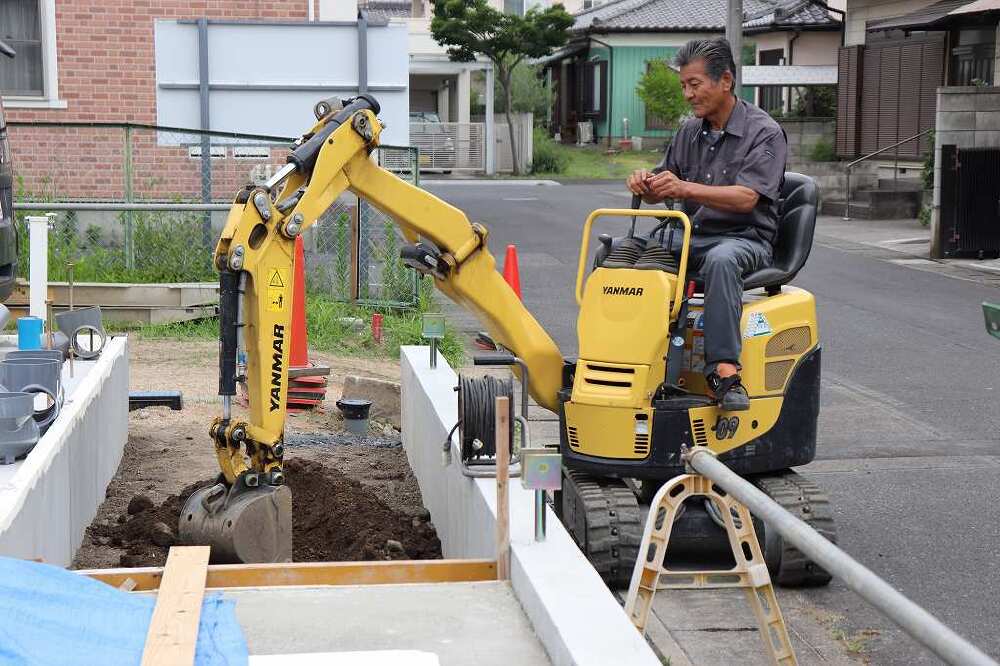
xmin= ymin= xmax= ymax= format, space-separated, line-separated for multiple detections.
xmin=2 ymin=1 xmax=311 ymax=200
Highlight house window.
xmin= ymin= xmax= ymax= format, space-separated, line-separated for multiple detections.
xmin=0 ymin=0 xmax=61 ymax=107
xmin=583 ymin=0 xmax=606 ymax=8
xmin=949 ymin=27 xmax=996 ymax=86
xmin=0 ymin=0 xmax=43 ymax=96
xmin=758 ymin=48 xmax=784 ymax=114
xmin=583 ymin=60 xmax=607 ymax=120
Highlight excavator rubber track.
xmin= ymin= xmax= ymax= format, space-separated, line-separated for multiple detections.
xmin=751 ymin=469 xmax=837 ymax=587
xmin=561 ymin=469 xmax=643 ymax=588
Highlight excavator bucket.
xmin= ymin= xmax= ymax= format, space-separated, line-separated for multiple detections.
xmin=178 ymin=482 xmax=292 ymax=563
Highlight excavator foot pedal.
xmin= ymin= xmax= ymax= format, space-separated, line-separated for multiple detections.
xmin=179 ymin=480 xmax=292 ymax=564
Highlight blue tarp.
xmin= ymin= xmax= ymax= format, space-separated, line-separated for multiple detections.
xmin=0 ymin=557 xmax=248 ymax=666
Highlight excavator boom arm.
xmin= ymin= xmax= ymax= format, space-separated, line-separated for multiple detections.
xmin=213 ymin=96 xmax=563 ymax=482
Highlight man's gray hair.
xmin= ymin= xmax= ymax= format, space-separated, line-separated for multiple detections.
xmin=675 ymin=37 xmax=736 ymax=88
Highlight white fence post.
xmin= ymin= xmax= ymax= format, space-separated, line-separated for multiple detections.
xmin=28 ymin=215 xmax=49 ymax=321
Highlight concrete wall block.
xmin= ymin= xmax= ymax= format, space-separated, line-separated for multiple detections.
xmin=936 ymin=130 xmax=975 ymax=149
xmin=938 ymin=93 xmax=978 ymax=112
xmin=400 ymin=347 xmax=661 ymax=666
xmin=938 ymin=111 xmax=976 ymax=131
xmin=975 ymin=92 xmax=1000 ymax=111
xmin=974 ymin=111 xmax=1000 ymax=132
xmin=974 ymin=131 xmax=1000 ymax=148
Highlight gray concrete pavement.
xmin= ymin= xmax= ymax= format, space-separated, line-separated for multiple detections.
xmin=424 ymin=181 xmax=1000 ymax=665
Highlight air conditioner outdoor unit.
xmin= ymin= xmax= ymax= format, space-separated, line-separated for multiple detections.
xmin=577 ymin=121 xmax=593 ymax=145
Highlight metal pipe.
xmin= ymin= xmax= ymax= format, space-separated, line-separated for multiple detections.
xmin=198 ymin=17 xmax=213 ymax=251
xmin=16 ymin=202 xmax=232 ymax=211
xmin=357 ymin=8 xmax=368 ymax=94
xmin=534 ymin=488 xmax=546 ymax=541
xmin=684 ymin=448 xmax=999 ymax=666
xmin=844 ymin=169 xmax=851 ymax=221
xmin=726 ymin=0 xmax=743 ymax=96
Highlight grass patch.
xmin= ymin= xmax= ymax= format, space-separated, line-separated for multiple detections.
xmin=118 ymin=282 xmax=466 ymax=368
xmin=532 ymin=142 xmax=663 ymax=180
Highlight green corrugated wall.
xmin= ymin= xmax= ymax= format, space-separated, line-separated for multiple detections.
xmin=589 ymin=44 xmax=754 ymax=142
xmin=589 ymin=45 xmax=679 ymax=143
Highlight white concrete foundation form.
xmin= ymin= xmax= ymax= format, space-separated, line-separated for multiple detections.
xmin=0 ymin=336 xmax=129 ymax=566
xmin=400 ymin=346 xmax=659 ymax=666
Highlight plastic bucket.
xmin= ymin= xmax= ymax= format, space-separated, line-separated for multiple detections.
xmin=336 ymin=398 xmax=372 ymax=436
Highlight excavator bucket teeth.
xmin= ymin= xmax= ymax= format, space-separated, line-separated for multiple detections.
xmin=178 ymin=482 xmax=292 ymax=564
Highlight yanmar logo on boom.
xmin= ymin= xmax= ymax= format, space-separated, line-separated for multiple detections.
xmin=269 ymin=324 xmax=285 ymax=411
xmin=603 ymin=285 xmax=644 ymax=296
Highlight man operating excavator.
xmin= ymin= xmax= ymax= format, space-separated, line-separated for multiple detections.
xmin=627 ymin=37 xmax=788 ymax=412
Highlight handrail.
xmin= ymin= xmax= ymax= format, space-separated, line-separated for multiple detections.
xmin=843 ymin=128 xmax=932 ymax=221
xmin=846 ymin=129 xmax=933 ymax=170
xmin=677 ymin=448 xmax=998 ymax=666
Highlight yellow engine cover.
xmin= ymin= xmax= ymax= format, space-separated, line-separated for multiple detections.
xmin=568 ymin=268 xmax=818 ymax=460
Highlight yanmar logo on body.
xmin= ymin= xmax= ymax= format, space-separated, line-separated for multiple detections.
xmin=269 ymin=323 xmax=285 ymax=411
xmin=603 ymin=285 xmax=644 ymax=296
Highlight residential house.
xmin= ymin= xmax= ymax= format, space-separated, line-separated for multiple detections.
xmin=539 ymin=0 xmax=842 ymax=144
xmin=0 ymin=0 xmax=409 ymax=199
xmin=835 ymin=0 xmax=999 ymax=163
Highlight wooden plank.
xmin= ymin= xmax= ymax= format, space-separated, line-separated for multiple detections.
xmin=141 ymin=546 xmax=211 ymax=666
xmin=10 ymin=279 xmax=218 ymax=308
xmin=495 ymin=396 xmax=511 ymax=581
xmin=79 ymin=558 xmax=498 ymax=592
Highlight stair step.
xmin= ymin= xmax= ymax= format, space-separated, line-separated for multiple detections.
xmin=821 ymin=197 xmax=920 ymax=220
xmin=821 ymin=199 xmax=873 ymax=219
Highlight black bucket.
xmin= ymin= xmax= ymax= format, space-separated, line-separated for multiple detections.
xmin=336 ymin=398 xmax=372 ymax=435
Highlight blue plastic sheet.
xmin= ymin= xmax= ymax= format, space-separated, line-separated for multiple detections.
xmin=0 ymin=557 xmax=248 ymax=666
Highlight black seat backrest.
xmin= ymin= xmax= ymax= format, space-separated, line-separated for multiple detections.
xmin=743 ymin=172 xmax=818 ymax=292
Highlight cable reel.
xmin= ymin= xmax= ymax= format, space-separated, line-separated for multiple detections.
xmin=457 ymin=373 xmax=515 ymax=462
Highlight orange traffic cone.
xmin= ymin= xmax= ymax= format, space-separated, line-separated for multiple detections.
xmin=503 ymin=244 xmax=521 ymax=300
xmin=286 ymin=236 xmax=328 ymax=411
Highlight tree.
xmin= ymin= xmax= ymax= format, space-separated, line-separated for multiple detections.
xmin=431 ymin=0 xmax=573 ymax=175
xmin=636 ymin=60 xmax=688 ymax=131
xmin=495 ymin=63 xmax=554 ymax=123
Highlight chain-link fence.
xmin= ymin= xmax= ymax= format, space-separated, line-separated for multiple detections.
xmin=9 ymin=121 xmax=421 ymax=306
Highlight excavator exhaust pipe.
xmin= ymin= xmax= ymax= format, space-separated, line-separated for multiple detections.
xmin=179 ymin=481 xmax=292 ymax=563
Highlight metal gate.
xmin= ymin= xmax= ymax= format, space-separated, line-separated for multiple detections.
xmin=939 ymin=144 xmax=1000 ymax=259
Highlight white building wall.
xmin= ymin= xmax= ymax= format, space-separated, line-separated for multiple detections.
xmin=318 ymin=0 xmax=358 ymax=21
xmin=844 ymin=0 xmax=939 ymax=46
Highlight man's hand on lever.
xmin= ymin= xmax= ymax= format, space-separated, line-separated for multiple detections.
xmin=628 ymin=169 xmax=666 ymax=206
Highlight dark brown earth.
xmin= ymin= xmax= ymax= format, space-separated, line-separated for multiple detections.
xmin=72 ymin=339 xmax=440 ymax=569
xmin=88 ymin=458 xmax=441 ymax=568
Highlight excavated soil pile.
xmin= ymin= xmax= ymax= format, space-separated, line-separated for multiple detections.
xmin=89 ymin=458 xmax=441 ymax=568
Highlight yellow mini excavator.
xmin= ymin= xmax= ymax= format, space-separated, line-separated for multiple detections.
xmin=180 ymin=95 xmax=836 ymax=588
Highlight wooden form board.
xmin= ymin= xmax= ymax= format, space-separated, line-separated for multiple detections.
xmin=141 ymin=546 xmax=211 ymax=666
xmin=80 ymin=558 xmax=498 ymax=593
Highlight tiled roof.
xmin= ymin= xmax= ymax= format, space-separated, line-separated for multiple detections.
xmin=572 ymin=0 xmax=839 ymax=32
xmin=359 ymin=1 xmax=413 ymax=21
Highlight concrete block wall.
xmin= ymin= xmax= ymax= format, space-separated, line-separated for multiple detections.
xmin=931 ymin=86 xmax=1000 ymax=258
xmin=400 ymin=347 xmax=660 ymax=666
xmin=779 ymin=118 xmax=836 ymax=161
xmin=0 ymin=337 xmax=129 ymax=566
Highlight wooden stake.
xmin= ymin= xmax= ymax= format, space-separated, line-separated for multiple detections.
xmin=495 ymin=396 xmax=510 ymax=581
xmin=140 ymin=546 xmax=210 ymax=666
xmin=45 ymin=299 xmax=55 ymax=350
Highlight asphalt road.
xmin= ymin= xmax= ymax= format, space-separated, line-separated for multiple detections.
xmin=424 ymin=180 xmax=1000 ymax=665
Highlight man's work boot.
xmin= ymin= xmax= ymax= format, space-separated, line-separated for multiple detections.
xmin=707 ymin=372 xmax=750 ymax=411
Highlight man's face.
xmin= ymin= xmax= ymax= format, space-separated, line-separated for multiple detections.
xmin=679 ymin=58 xmax=732 ymax=118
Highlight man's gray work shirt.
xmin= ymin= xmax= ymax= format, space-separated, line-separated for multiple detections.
xmin=653 ymin=98 xmax=787 ymax=245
